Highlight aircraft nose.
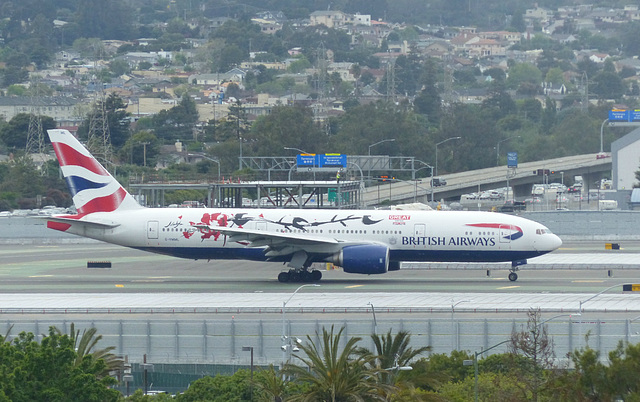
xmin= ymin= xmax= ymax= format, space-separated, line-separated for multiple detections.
xmin=534 ymin=233 xmax=562 ymax=252
xmin=550 ymin=234 xmax=563 ymax=250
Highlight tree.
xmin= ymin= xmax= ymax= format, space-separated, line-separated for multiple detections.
xmin=0 ymin=327 xmax=120 ymax=401
xmin=506 ymin=62 xmax=543 ymax=90
xmin=56 ymin=323 xmax=123 ymax=379
xmin=252 ymin=364 xmax=288 ymax=402
xmin=248 ymin=104 xmax=326 ymax=157
xmin=552 ymin=341 xmax=640 ymax=401
xmin=109 ymin=59 xmax=130 ymax=76
xmin=508 ymin=308 xmax=558 ymax=401
xmin=363 ymin=330 xmax=431 ymax=386
xmin=413 ymin=58 xmax=441 ymax=124
xmin=283 ymin=326 xmax=387 ymax=401
xmin=592 ymin=71 xmax=625 ymax=100
xmin=77 ymin=93 xmax=131 ymax=149
xmin=120 ymin=131 xmax=161 ymax=167
xmin=358 ymin=330 xmax=431 ymax=401
xmin=151 ymin=96 xmax=199 ymax=142
xmin=176 ymin=369 xmax=253 ymax=402
xmin=0 ymin=113 xmax=56 ymax=150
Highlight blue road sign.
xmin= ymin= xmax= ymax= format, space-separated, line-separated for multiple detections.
xmin=319 ymin=154 xmax=347 ymax=168
xmin=296 ymin=154 xmax=317 ymax=167
xmin=609 ymin=109 xmax=630 ymax=122
xmin=507 ymin=152 xmax=518 ymax=168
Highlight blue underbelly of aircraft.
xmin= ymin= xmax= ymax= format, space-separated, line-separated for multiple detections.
xmin=389 ymin=249 xmax=546 ymax=263
xmin=135 ymin=246 xmax=545 ymax=264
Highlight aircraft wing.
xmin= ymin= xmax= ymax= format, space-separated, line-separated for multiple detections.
xmin=191 ymin=224 xmax=353 ymax=258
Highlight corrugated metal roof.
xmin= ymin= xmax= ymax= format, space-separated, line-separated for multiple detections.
xmin=0 ymin=291 xmax=638 ymax=314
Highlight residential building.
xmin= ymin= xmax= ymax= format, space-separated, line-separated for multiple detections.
xmin=0 ymin=96 xmax=80 ymax=126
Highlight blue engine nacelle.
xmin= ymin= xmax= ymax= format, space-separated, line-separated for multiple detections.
xmin=333 ymin=244 xmax=389 ymax=274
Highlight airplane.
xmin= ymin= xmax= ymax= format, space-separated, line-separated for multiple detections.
xmin=45 ymin=129 xmax=562 ymax=283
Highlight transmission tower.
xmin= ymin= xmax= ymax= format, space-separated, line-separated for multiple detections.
xmin=315 ymin=43 xmax=332 ymax=135
xmin=86 ymin=91 xmax=112 ymax=169
xmin=441 ymin=64 xmax=456 ymax=108
xmin=580 ymin=71 xmax=590 ymax=113
xmin=385 ymin=59 xmax=397 ymax=102
xmin=25 ymin=78 xmax=48 ymax=175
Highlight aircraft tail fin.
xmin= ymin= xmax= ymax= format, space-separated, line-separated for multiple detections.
xmin=47 ymin=129 xmax=143 ymax=215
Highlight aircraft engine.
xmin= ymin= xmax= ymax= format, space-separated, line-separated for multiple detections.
xmin=332 ymin=244 xmax=389 ymax=274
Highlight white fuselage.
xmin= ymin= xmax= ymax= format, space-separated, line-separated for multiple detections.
xmin=60 ymin=208 xmax=562 ymax=264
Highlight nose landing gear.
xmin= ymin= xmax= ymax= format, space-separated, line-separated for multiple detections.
xmin=508 ymin=259 xmax=527 ymax=282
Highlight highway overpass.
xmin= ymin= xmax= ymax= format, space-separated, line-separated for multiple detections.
xmin=362 ymin=153 xmax=612 ymax=207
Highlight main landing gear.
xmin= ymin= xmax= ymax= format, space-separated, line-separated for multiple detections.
xmin=278 ymin=269 xmax=322 ymax=283
xmin=278 ymin=250 xmax=323 ymax=283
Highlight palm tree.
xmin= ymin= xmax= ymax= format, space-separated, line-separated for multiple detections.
xmin=368 ymin=330 xmax=432 ymax=384
xmin=283 ymin=325 xmax=389 ymax=402
xmin=355 ymin=330 xmax=432 ymax=401
xmin=253 ymin=364 xmax=287 ymax=402
xmin=55 ymin=323 xmax=123 ymax=379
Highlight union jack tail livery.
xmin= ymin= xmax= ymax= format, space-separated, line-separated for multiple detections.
xmin=48 ymin=129 xmax=142 ymax=215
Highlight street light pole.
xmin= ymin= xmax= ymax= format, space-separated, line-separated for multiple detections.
xmin=496 ymin=136 xmax=520 ymax=166
xmin=140 ymin=142 xmax=150 ymax=167
xmin=188 ymin=153 xmax=221 ymax=181
xmin=600 ymin=118 xmax=608 ymax=154
xmin=578 ymin=283 xmax=630 ymax=312
xmin=367 ymin=302 xmax=377 ymax=335
xmin=368 ymin=139 xmax=395 ymax=180
xmin=242 ymin=346 xmax=254 ymax=401
xmin=282 ymin=284 xmax=320 ymax=375
xmin=469 ymin=313 xmax=579 ymax=402
xmin=435 ymin=137 xmax=461 ymax=177
xmin=284 ymin=147 xmax=314 ymax=181
xmin=368 ymin=138 xmax=396 ymax=156
xmin=451 ymin=299 xmax=471 ymax=352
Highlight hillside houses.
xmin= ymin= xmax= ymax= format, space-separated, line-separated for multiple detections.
xmin=6 ymin=2 xmax=640 ymax=131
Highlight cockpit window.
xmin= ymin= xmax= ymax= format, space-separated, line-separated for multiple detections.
xmin=536 ymin=228 xmax=552 ymax=235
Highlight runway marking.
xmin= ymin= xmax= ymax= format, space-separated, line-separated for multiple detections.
xmin=497 ymin=286 xmax=520 ymax=289
xmin=131 ymin=279 xmax=166 ymax=283
xmin=345 ymin=285 xmax=364 ymax=289
xmin=573 ymin=280 xmax=605 ymax=283
xmin=29 ymin=275 xmax=53 ymax=278
xmin=115 ymin=284 xmax=124 ymax=288
xmin=148 ymin=276 xmax=172 ymax=279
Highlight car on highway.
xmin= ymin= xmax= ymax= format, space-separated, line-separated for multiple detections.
xmin=431 ymin=177 xmax=447 ymax=187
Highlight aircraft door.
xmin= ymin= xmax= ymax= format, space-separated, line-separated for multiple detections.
xmin=147 ymin=221 xmax=159 ymax=239
xmin=256 ymin=221 xmax=267 ymax=231
xmin=413 ymin=224 xmax=427 ymax=249
xmin=499 ymin=224 xmax=511 ymax=244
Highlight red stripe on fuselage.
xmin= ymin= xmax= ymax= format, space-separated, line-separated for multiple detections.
xmin=77 ymin=187 xmax=127 ymax=214
xmin=52 ymin=142 xmax=109 ymax=176
xmin=466 ymin=223 xmax=522 ymax=232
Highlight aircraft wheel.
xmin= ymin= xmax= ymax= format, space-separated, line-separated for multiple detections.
xmin=289 ymin=271 xmax=300 ymax=282
xmin=278 ymin=272 xmax=290 ymax=283
xmin=311 ymin=270 xmax=322 ymax=282
xmin=299 ymin=270 xmax=311 ymax=282
xmin=508 ymin=272 xmax=518 ymax=282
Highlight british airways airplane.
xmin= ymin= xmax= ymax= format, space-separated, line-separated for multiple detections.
xmin=46 ymin=129 xmax=562 ymax=283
